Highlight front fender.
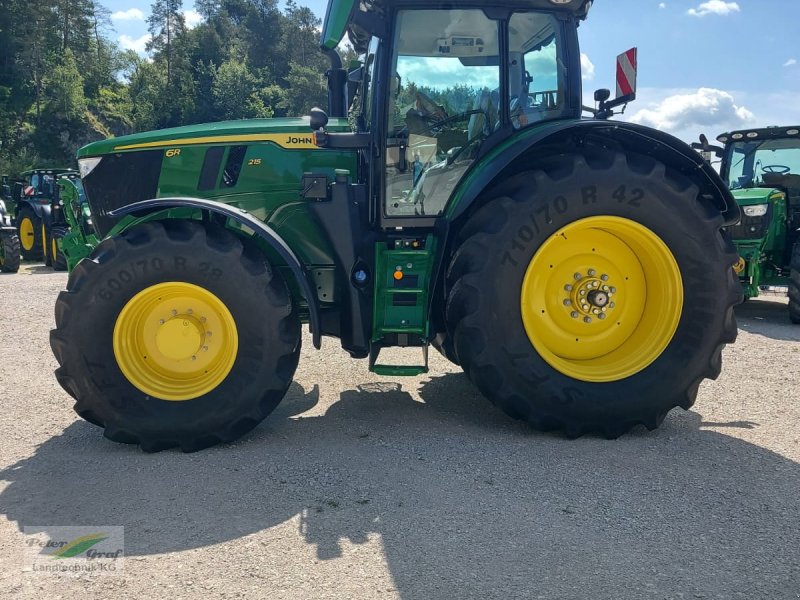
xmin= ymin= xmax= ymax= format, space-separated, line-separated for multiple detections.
xmin=447 ymin=119 xmax=740 ymax=226
xmin=108 ymin=197 xmax=323 ymax=349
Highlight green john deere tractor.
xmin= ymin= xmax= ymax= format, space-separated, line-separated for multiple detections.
xmin=51 ymin=0 xmax=742 ymax=452
xmin=8 ymin=168 xmax=78 ymax=265
xmin=694 ymin=126 xmax=800 ymax=322
xmin=0 ymin=176 xmax=21 ymax=273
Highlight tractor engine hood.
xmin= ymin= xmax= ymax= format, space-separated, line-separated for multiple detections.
xmin=77 ymin=117 xmax=353 ymax=158
xmin=731 ymin=187 xmax=783 ymax=205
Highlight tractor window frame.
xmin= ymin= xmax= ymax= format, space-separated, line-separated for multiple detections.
xmin=379 ymin=7 xmax=503 ymax=225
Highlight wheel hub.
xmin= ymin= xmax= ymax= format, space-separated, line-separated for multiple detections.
xmin=564 ymin=270 xmax=617 ymax=323
xmin=113 ymin=282 xmax=238 ymax=401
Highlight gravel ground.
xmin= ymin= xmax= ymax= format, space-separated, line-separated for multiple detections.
xmin=1 ymin=264 xmax=799 ymax=600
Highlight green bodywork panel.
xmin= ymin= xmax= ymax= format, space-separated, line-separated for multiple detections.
xmin=75 ymin=118 xmax=358 ymax=315
xmin=730 ymin=187 xmax=789 ymax=297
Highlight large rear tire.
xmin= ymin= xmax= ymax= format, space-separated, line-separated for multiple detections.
xmin=789 ymin=242 xmax=800 ymax=324
xmin=0 ymin=232 xmax=20 ymax=273
xmin=445 ymin=152 xmax=741 ymax=437
xmin=50 ymin=220 xmax=302 ymax=452
xmin=17 ymin=206 xmax=43 ymax=261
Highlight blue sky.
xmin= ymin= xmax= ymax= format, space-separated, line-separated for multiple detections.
xmin=105 ymin=0 xmax=800 ymax=143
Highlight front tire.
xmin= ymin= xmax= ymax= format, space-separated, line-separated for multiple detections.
xmin=50 ymin=220 xmax=302 ymax=452
xmin=789 ymin=241 xmax=800 ymax=324
xmin=0 ymin=232 xmax=20 ymax=273
xmin=49 ymin=225 xmax=69 ymax=271
xmin=446 ymin=152 xmax=741 ymax=437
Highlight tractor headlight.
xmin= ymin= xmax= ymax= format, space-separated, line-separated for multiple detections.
xmin=78 ymin=157 xmax=102 ymax=178
xmin=743 ymin=204 xmax=768 ymax=217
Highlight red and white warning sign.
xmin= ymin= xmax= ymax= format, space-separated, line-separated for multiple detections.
xmin=23 ymin=185 xmax=35 ymax=196
xmin=616 ymin=48 xmax=638 ymax=99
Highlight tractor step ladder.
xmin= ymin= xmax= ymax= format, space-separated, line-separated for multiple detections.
xmin=369 ymin=238 xmax=435 ymax=376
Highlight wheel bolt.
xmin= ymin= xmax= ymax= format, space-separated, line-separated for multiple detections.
xmin=593 ymin=309 xmax=600 ymax=315
xmin=191 ymin=356 xmax=197 ymax=361
xmin=580 ymin=290 xmax=586 ymax=296
xmin=203 ymin=346 xmax=209 ymax=351
xmin=598 ymin=313 xmax=607 ymax=320
xmin=171 ymin=309 xmax=177 ymax=316
xmin=609 ymin=302 xmax=616 ymax=309
xmin=564 ymin=284 xmax=573 ymax=292
xmin=610 ymin=287 xmax=617 ymax=293
xmin=563 ymin=299 xmax=572 ymax=306
xmin=571 ymin=311 xmax=579 ymax=318
xmin=583 ymin=317 xmax=592 ymax=324
xmin=574 ymin=273 xmax=583 ymax=280
xmin=602 ymin=285 xmax=609 ymax=291
xmin=206 ymin=332 xmax=213 ymax=337
xmin=201 ymin=317 xmax=207 ymax=322
xmin=601 ymin=274 xmax=609 ymax=281
xmin=159 ymin=319 xmax=165 ymax=325
xmin=187 ymin=309 xmax=193 ymax=314
xmin=588 ymin=269 xmax=596 ymax=277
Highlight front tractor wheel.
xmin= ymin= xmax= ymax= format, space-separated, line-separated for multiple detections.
xmin=789 ymin=241 xmax=800 ymax=324
xmin=446 ymin=152 xmax=741 ymax=437
xmin=49 ymin=226 xmax=69 ymax=271
xmin=50 ymin=220 xmax=301 ymax=452
xmin=0 ymin=232 xmax=21 ymax=273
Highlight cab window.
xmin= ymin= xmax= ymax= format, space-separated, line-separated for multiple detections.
xmin=384 ymin=9 xmax=500 ymax=218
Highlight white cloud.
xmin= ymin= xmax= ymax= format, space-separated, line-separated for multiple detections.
xmin=628 ymin=88 xmax=754 ymax=137
xmin=111 ymin=8 xmax=144 ymax=21
xmin=119 ymin=33 xmax=151 ymax=53
xmin=687 ymin=1 xmax=740 ymax=17
xmin=183 ymin=9 xmax=204 ymax=29
xmin=581 ymin=53 xmax=595 ymax=81
xmin=784 ymin=58 xmax=798 ymax=68
xmin=659 ymin=3 xmax=666 ymax=8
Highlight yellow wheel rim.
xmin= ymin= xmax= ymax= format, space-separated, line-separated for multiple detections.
xmin=41 ymin=224 xmax=47 ymax=258
xmin=113 ymin=282 xmax=239 ymax=401
xmin=733 ymin=256 xmax=746 ymax=274
xmin=520 ymin=216 xmax=683 ymax=382
xmin=19 ymin=218 xmax=35 ymax=251
xmin=52 ymin=237 xmax=58 ymax=260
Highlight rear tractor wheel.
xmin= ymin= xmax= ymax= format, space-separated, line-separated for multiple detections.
xmin=789 ymin=241 xmax=800 ymax=324
xmin=16 ymin=206 xmax=43 ymax=261
xmin=445 ymin=152 xmax=741 ymax=437
xmin=0 ymin=231 xmax=21 ymax=273
xmin=50 ymin=220 xmax=302 ymax=452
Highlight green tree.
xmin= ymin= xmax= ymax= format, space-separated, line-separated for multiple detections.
xmin=212 ymin=58 xmax=273 ymax=120
xmin=278 ymin=62 xmax=326 ymax=117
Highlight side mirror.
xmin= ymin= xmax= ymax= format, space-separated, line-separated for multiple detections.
xmin=309 ymin=107 xmax=329 ymax=132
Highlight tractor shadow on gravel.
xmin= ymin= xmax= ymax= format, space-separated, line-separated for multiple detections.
xmin=1 ymin=376 xmax=799 ymax=598
xmin=735 ymin=296 xmax=800 ymax=342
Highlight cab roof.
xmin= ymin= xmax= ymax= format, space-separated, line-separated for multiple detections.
xmin=716 ymin=125 xmax=800 ymax=144
xmin=321 ymin=0 xmax=594 ymax=49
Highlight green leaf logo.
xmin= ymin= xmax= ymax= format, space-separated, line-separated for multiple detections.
xmin=50 ymin=533 xmax=108 ymax=559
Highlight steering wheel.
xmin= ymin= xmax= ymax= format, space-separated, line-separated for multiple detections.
xmin=418 ymin=109 xmax=486 ymax=133
xmin=762 ymin=165 xmax=791 ymax=174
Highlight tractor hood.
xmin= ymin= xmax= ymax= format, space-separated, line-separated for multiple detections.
xmin=77 ymin=117 xmax=352 ymax=158
xmin=732 ymin=187 xmax=782 ymax=206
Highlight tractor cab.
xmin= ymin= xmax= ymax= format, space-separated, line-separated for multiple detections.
xmin=315 ymin=0 xmax=591 ymax=225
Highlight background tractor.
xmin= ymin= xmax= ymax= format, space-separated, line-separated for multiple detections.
xmin=0 ymin=176 xmax=20 ymax=273
xmin=694 ymin=126 xmax=800 ymax=322
xmin=51 ymin=0 xmax=742 ymax=452
xmin=6 ymin=168 xmax=78 ymax=264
